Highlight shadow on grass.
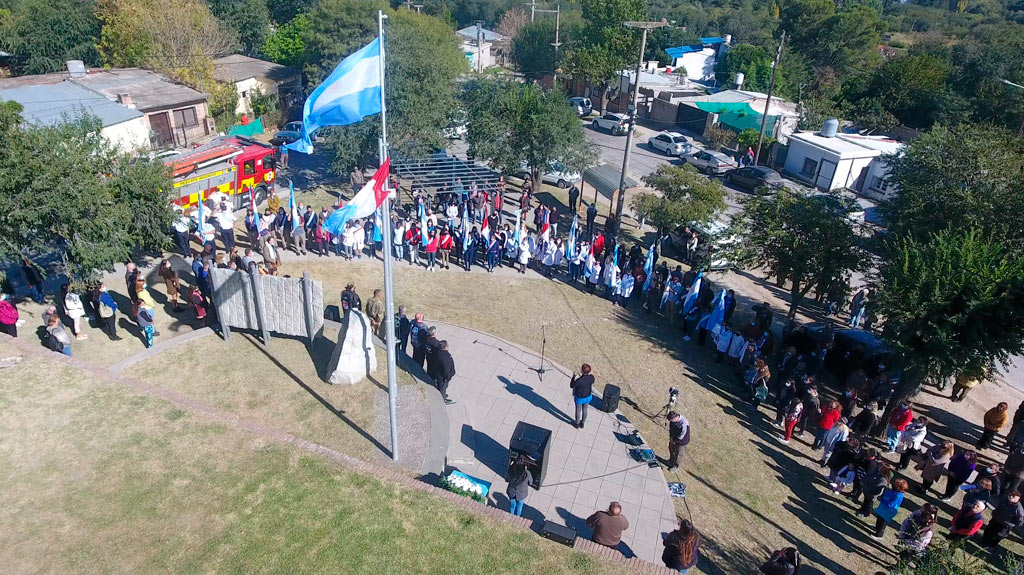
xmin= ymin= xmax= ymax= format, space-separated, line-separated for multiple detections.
xmin=241 ymin=332 xmax=392 ymax=459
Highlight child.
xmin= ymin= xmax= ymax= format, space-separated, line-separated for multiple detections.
xmin=831 ymin=463 xmax=857 ymax=494
xmin=873 ymin=479 xmax=909 ymax=540
xmin=715 ymin=323 xmax=734 ymax=363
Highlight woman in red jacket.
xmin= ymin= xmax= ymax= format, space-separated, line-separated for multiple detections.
xmin=949 ymin=500 xmax=986 ymax=541
xmin=438 ymin=227 xmax=454 ymax=270
xmin=424 ymin=229 xmax=439 ymax=272
xmin=813 ymin=400 xmax=842 ymax=450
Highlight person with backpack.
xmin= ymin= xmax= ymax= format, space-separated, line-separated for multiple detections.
xmin=0 ymin=293 xmax=18 ymax=337
xmin=760 ymin=547 xmax=801 ymax=575
xmin=45 ymin=314 xmax=72 ymax=356
xmin=94 ymin=283 xmax=122 ymax=341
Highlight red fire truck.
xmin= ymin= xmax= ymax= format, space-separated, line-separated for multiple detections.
xmin=167 ymin=136 xmax=277 ymax=210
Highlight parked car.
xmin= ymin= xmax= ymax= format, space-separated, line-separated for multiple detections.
xmin=809 ymin=193 xmax=866 ymax=224
xmin=591 ymin=113 xmax=629 ymax=135
xmin=724 ymin=166 xmax=784 ymax=193
xmin=682 ymin=150 xmax=737 ymax=175
xmin=283 ymin=121 xmax=304 ymax=133
xmin=806 ymin=322 xmax=903 ymax=385
xmin=270 ymin=130 xmax=301 ymax=145
xmin=568 ymin=97 xmax=593 ymax=117
xmin=648 ymin=131 xmax=692 ymax=156
xmin=516 ymin=161 xmax=581 ymax=189
xmin=667 ymin=219 xmax=738 ymax=270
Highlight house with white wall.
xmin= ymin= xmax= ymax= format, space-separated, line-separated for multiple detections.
xmin=457 ymin=26 xmax=505 ymax=71
xmin=664 ymin=36 xmax=731 ymax=83
xmin=213 ymin=55 xmax=301 ymax=117
xmin=0 ymin=81 xmax=150 ymax=152
xmin=783 ymin=123 xmax=904 ymax=198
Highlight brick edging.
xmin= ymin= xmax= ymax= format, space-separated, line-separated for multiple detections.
xmin=0 ymin=333 xmax=674 ymax=574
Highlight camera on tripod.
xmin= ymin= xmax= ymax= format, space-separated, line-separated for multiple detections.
xmin=668 ymin=387 xmax=679 ymax=407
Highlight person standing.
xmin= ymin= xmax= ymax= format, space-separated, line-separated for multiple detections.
xmin=428 ymin=340 xmax=456 ymax=404
xmin=796 ymin=385 xmax=821 ymax=436
xmin=95 ymin=283 xmax=121 ymax=341
xmin=438 ymin=227 xmax=453 ymax=270
xmin=395 ymin=305 xmax=411 ymax=356
xmin=941 ymin=449 xmax=977 ymax=502
xmin=172 ymin=206 xmax=192 ymax=257
xmin=812 ymin=400 xmax=842 ymax=450
xmin=915 ymin=440 xmax=954 ymax=494
xmin=666 ymin=411 xmax=690 ymax=471
xmin=872 ymin=479 xmax=908 ymax=540
xmin=884 ymin=401 xmax=914 ymax=453
xmin=568 ymin=185 xmax=580 ymax=213
xmin=982 ymin=490 xmax=1024 ymax=549
xmin=977 ymin=402 xmax=1009 ymax=450
xmin=505 ymin=454 xmax=533 ymax=517
xmin=950 ymin=371 xmax=980 ymax=402
xmin=856 ymin=464 xmax=891 ymax=518
xmin=779 ymin=397 xmax=804 ymax=444
xmin=410 ymin=313 xmax=428 ymax=368
xmin=662 ymin=520 xmax=701 ymax=574
xmin=585 ymin=201 xmax=597 ymax=240
xmin=821 ymin=417 xmax=851 ymax=467
xmin=340 ymin=283 xmax=361 ymax=327
xmin=364 ymin=289 xmax=386 ymax=339
xmin=214 ymin=205 xmax=237 ymax=253
xmin=423 ymin=326 xmax=440 ymax=377
xmin=424 ymin=230 xmax=439 ymax=272
xmin=849 ymin=288 xmax=869 ymax=328
xmin=569 ymin=364 xmax=595 ymax=429
xmin=896 ymin=417 xmax=928 ymax=470
xmin=62 ymin=284 xmax=87 ymax=340
xmin=21 ymin=257 xmax=46 ymax=303
xmin=586 ymin=502 xmax=630 ymax=552
xmin=392 ymin=215 xmax=407 ymax=261
xmin=134 ymin=298 xmax=156 ymax=349
xmin=159 ymin=259 xmax=184 ymax=313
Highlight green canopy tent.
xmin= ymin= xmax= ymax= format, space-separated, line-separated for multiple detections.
xmin=694 ymin=101 xmax=778 ymax=135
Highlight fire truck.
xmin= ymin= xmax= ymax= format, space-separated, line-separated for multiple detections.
xmin=167 ymin=136 xmax=277 ymax=210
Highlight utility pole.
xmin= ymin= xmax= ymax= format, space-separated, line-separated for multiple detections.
xmin=527 ymin=0 xmax=537 ymax=22
xmin=754 ymin=30 xmax=785 ymax=166
xmin=614 ymin=20 xmax=666 ymax=230
xmin=535 ymin=5 xmax=561 ymax=55
xmin=476 ymin=21 xmax=484 ymax=74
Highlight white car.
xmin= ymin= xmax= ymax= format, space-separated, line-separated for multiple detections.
xmin=648 ymin=131 xmax=692 ymax=156
xmin=683 ymin=150 xmax=738 ymax=175
xmin=591 ymin=113 xmax=629 ymax=135
xmin=517 ymin=161 xmax=581 ymax=189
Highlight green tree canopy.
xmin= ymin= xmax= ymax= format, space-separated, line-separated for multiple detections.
xmin=781 ymin=0 xmax=880 ymax=75
xmin=511 ymin=20 xmax=559 ymax=82
xmin=0 ymin=103 xmax=173 ymax=281
xmin=632 ymin=164 xmax=727 ymax=232
xmin=882 ymin=124 xmax=1024 ymax=251
xmin=563 ymin=0 xmax=647 ymax=112
xmin=873 ymin=228 xmax=1024 ymax=397
xmin=729 ymin=190 xmax=866 ymax=318
xmin=263 ymin=13 xmax=309 ymax=69
xmin=464 ymin=79 xmax=593 ymax=190
xmin=310 ymin=2 xmax=468 ymax=172
xmin=0 ymin=0 xmax=100 ymax=75
xmin=209 ymin=0 xmax=273 ymax=57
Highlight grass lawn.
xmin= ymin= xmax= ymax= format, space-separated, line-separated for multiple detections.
xmin=0 ymin=343 xmax=619 ymax=575
xmin=130 ymin=325 xmax=420 ymax=467
xmin=279 ymin=258 xmax=1024 ymax=575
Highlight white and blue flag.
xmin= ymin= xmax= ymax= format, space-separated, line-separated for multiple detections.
xmin=287 ymin=38 xmax=383 ymax=154
xmin=683 ymin=271 xmax=703 ymax=315
xmin=565 ymin=214 xmax=578 ymax=260
xmin=642 ymin=242 xmax=656 ymax=292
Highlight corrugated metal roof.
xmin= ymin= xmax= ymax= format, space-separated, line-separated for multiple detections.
xmin=213 ymin=55 xmax=299 ymax=84
xmin=72 ymin=68 xmax=206 ymax=112
xmin=583 ymin=164 xmax=639 ymax=198
xmin=456 ymin=26 xmax=505 ymax=42
xmin=700 ymin=36 xmax=726 ymax=44
xmin=0 ymin=82 xmax=143 ymax=128
xmin=665 ymin=45 xmax=702 ymax=58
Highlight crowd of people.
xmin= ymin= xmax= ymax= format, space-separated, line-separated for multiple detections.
xmin=6 ymin=173 xmax=1024 ymax=572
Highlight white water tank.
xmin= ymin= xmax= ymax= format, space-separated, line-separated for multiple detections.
xmin=821 ymin=118 xmax=839 ymax=138
xmin=733 ymin=72 xmax=745 ymax=90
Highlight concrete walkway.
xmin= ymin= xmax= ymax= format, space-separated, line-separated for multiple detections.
xmin=432 ymin=320 xmax=678 ymax=563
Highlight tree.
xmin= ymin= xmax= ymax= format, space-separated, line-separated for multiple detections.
xmin=0 ymin=0 xmax=100 ymax=75
xmin=729 ymin=190 xmax=866 ymax=318
xmin=268 ymin=0 xmax=312 ymax=25
xmin=736 ymin=127 xmax=773 ymax=152
xmin=495 ymin=6 xmax=528 ymax=39
xmin=881 ymin=124 xmax=1024 ymax=251
xmin=644 ymin=27 xmax=699 ymax=66
xmin=96 ymin=0 xmax=238 ymax=87
xmin=890 ymin=540 xmax=1022 ymax=574
xmin=464 ymin=79 xmax=593 ymax=191
xmin=781 ymin=0 xmax=880 ymax=75
xmin=0 ymin=104 xmax=174 ymax=281
xmin=262 ymin=13 xmax=309 ymax=69
xmin=715 ymin=44 xmax=775 ymax=93
xmin=632 ymin=164 xmax=727 ymax=232
xmin=208 ymin=0 xmax=273 ymax=57
xmin=563 ymin=0 xmax=647 ymax=114
xmin=872 ymin=228 xmax=1024 ymax=420
xmin=511 ymin=20 xmax=559 ymax=81
xmin=305 ymin=2 xmax=468 ymax=172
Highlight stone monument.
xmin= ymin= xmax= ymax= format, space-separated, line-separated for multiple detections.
xmin=326 ymin=310 xmax=377 ymax=385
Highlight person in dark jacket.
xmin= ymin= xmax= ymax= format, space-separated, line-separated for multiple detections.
xmin=340 ymin=283 xmax=361 ymax=325
xmin=21 ymin=257 xmax=45 ymax=303
xmin=505 ymin=454 xmax=533 ymax=517
xmin=569 ymin=364 xmax=595 ymax=429
xmin=857 ymin=464 xmax=892 ymax=518
xmin=423 ymin=326 xmax=440 ymax=376
xmin=395 ymin=306 xmax=411 ymax=356
xmin=586 ymin=502 xmax=630 ymax=551
xmin=982 ymin=491 xmax=1024 ymax=548
xmin=662 ymin=519 xmax=701 ymax=573
xmin=827 ymin=436 xmax=861 ymax=482
xmin=941 ymin=450 xmax=978 ymax=502
xmin=409 ymin=313 xmax=428 ymax=368
xmin=760 ymin=547 xmax=801 ymax=575
xmin=851 ymin=402 xmax=879 ymax=436
xmin=849 ymin=448 xmax=880 ymax=500
xmin=723 ymin=289 xmax=736 ymax=321
xmin=428 ymin=340 xmax=456 ymax=404
xmin=666 ymin=411 xmax=691 ymax=471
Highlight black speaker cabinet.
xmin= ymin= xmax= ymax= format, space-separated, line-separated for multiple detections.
xmin=508 ymin=421 xmax=552 ymax=489
xmin=601 ymin=384 xmax=621 ymax=413
xmin=540 ymin=521 xmax=577 ymax=547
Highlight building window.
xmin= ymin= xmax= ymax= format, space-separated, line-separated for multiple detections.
xmin=173 ymin=107 xmax=199 ymax=127
xmin=801 ymin=158 xmax=818 ymax=177
xmin=870 ymin=175 xmax=887 ymax=191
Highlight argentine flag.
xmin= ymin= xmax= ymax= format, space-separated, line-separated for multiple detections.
xmin=565 ymin=214 xmax=578 ymax=260
xmin=287 ymin=38 xmax=383 ymax=154
xmin=682 ymin=271 xmax=703 ymax=316
xmin=642 ymin=242 xmax=656 ymax=292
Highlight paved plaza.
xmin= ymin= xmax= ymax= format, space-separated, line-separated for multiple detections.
xmin=434 ymin=321 xmax=680 ymax=563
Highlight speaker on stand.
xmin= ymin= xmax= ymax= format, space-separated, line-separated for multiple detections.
xmin=601 ymin=384 xmax=620 ymax=413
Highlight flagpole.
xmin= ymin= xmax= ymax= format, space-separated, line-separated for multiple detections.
xmin=376 ymin=9 xmax=400 ymax=462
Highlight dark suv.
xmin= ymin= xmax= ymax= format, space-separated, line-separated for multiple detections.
xmin=724 ymin=166 xmax=783 ymax=194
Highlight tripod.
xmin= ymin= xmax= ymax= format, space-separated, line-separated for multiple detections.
xmin=651 ymin=399 xmax=676 ymax=427
xmin=530 ymin=324 xmax=550 ymax=381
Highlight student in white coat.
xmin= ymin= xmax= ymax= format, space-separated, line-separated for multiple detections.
xmin=715 ymin=323 xmax=735 ymax=363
